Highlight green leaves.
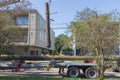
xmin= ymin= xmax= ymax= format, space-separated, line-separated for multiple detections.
xmin=69 ymin=8 xmax=120 ymax=54
xmin=55 ymin=34 xmax=71 ymax=54
xmin=69 ymin=8 xmax=120 ymax=80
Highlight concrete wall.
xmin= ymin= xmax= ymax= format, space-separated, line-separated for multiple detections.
xmin=13 ymin=46 xmax=43 ymax=56
xmin=13 ymin=46 xmax=29 ymax=56
xmin=29 ymin=11 xmax=36 ymax=45
xmin=29 ymin=10 xmax=55 ymax=50
xmin=49 ymin=28 xmax=55 ymax=50
xmin=34 ymin=10 xmax=46 ymax=48
xmin=13 ymin=10 xmax=55 ymax=56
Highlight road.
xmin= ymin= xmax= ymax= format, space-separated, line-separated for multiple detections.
xmin=0 ymin=68 xmax=120 ymax=78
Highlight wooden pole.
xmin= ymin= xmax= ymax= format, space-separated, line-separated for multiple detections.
xmin=45 ymin=2 xmax=51 ymax=48
xmin=0 ymin=55 xmax=119 ymax=61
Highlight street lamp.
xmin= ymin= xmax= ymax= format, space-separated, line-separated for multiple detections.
xmin=73 ymin=35 xmax=76 ymax=56
xmin=72 ymin=28 xmax=76 ymax=56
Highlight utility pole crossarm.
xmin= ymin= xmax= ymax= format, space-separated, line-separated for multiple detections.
xmin=0 ymin=0 xmax=20 ymax=7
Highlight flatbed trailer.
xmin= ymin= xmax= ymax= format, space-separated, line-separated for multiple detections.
xmin=56 ymin=62 xmax=99 ymax=78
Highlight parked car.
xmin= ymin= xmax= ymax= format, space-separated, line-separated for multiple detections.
xmin=63 ymin=51 xmax=73 ymax=56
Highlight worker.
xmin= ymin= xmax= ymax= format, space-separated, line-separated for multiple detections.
xmin=16 ymin=60 xmax=21 ymax=72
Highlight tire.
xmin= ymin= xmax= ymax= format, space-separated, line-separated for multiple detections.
xmin=112 ymin=66 xmax=118 ymax=72
xmin=67 ymin=67 xmax=80 ymax=78
xmin=85 ymin=67 xmax=99 ymax=78
xmin=82 ymin=69 xmax=86 ymax=74
xmin=118 ymin=65 xmax=120 ymax=72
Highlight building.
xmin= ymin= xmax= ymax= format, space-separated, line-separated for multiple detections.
xmin=12 ymin=9 xmax=55 ymax=56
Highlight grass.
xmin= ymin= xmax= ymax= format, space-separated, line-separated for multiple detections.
xmin=0 ymin=77 xmax=119 ymax=80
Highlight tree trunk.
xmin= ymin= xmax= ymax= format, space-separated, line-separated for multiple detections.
xmin=99 ymin=67 xmax=105 ymax=80
xmin=60 ymin=47 xmax=64 ymax=55
xmin=98 ymin=54 xmax=105 ymax=80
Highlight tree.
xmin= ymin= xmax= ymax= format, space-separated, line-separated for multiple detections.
xmin=0 ymin=10 xmax=17 ymax=55
xmin=0 ymin=1 xmax=31 ymax=55
xmin=55 ymin=34 xmax=71 ymax=54
xmin=69 ymin=8 xmax=120 ymax=80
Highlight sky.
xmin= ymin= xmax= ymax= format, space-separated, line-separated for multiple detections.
xmin=29 ymin=0 xmax=120 ymax=37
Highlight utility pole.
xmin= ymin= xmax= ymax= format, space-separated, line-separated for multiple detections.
xmin=45 ymin=2 xmax=51 ymax=48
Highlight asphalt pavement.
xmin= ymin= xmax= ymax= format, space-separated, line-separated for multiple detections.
xmin=0 ymin=68 xmax=120 ymax=78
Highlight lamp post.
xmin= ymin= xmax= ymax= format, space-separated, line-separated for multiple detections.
xmin=73 ymin=30 xmax=76 ymax=56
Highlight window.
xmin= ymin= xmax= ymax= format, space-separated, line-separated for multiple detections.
xmin=36 ymin=51 xmax=38 ymax=55
xmin=16 ymin=16 xmax=28 ymax=26
xmin=30 ymin=50 xmax=38 ymax=55
xmin=39 ymin=32 xmax=41 ymax=40
xmin=40 ymin=18 xmax=45 ymax=28
xmin=39 ymin=32 xmax=45 ymax=41
xmin=30 ymin=50 xmax=35 ymax=55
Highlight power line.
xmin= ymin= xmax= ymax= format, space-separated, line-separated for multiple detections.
xmin=51 ymin=23 xmax=69 ymax=25
xmin=10 ymin=27 xmax=69 ymax=32
xmin=52 ymin=27 xmax=69 ymax=29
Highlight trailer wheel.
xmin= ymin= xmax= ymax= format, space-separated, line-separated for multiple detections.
xmin=118 ymin=66 xmax=120 ymax=72
xmin=82 ymin=69 xmax=86 ymax=74
xmin=67 ymin=67 xmax=80 ymax=78
xmin=85 ymin=67 xmax=98 ymax=78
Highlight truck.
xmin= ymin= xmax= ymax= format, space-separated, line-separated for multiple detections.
xmin=55 ymin=61 xmax=99 ymax=78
